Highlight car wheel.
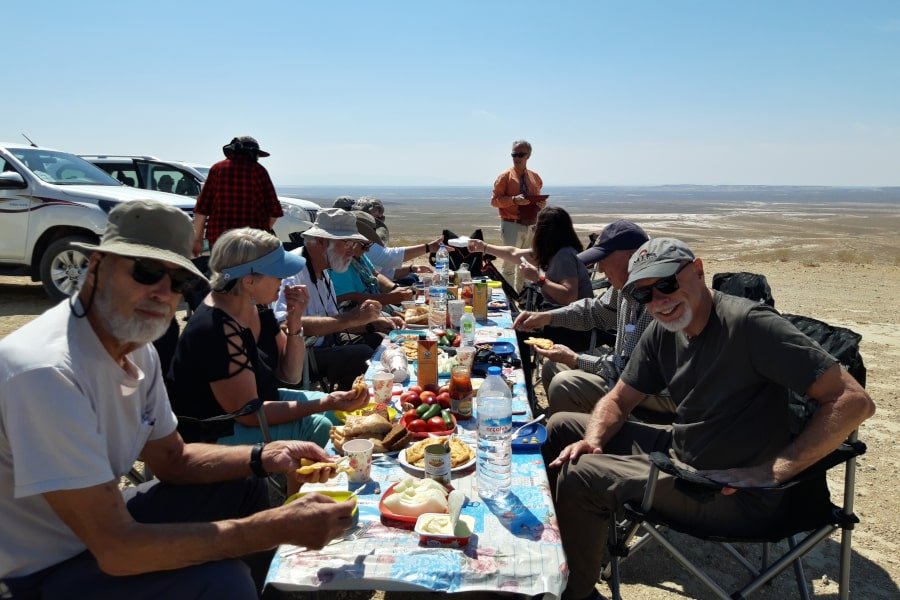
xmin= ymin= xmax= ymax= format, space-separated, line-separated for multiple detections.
xmin=39 ymin=235 xmax=96 ymax=302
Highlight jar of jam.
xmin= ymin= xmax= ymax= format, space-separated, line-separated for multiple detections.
xmin=449 ymin=365 xmax=473 ymax=421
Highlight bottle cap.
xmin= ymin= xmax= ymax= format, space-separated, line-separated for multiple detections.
xmin=464 ymin=306 xmax=473 ymax=313
xmin=487 ymin=366 xmax=502 ymax=376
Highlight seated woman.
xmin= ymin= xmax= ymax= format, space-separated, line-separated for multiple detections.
xmin=468 ymin=206 xmax=593 ymax=350
xmin=167 ymin=227 xmax=368 ymax=447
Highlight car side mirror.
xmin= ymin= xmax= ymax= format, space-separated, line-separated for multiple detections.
xmin=0 ymin=172 xmax=27 ymax=189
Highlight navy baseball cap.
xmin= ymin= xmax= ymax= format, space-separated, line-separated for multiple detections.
xmin=577 ymin=220 xmax=649 ymax=265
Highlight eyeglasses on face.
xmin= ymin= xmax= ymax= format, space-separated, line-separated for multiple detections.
xmin=357 ymin=241 xmax=374 ymax=251
xmin=129 ymin=257 xmax=195 ymax=294
xmin=511 ymin=152 xmax=528 ymax=158
xmin=629 ymin=261 xmax=692 ymax=305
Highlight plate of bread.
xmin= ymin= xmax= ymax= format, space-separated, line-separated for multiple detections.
xmin=330 ymin=407 xmax=413 ymax=455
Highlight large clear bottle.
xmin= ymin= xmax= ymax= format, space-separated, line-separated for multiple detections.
xmin=476 ymin=366 xmax=513 ymax=501
xmin=429 ymin=244 xmax=450 ymax=329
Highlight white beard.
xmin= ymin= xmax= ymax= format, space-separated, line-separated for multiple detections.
xmin=326 ymin=243 xmax=352 ymax=273
xmin=93 ymin=282 xmax=173 ymax=345
xmin=654 ymin=303 xmax=693 ymax=333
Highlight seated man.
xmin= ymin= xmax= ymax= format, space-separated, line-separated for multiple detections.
xmin=366 ymin=234 xmax=441 ymax=286
xmin=514 ymin=220 xmax=674 ymax=418
xmin=353 ymin=195 xmax=389 ymax=244
xmin=543 ymin=237 xmax=875 ymax=600
xmin=330 ymin=211 xmax=415 ymax=311
xmin=0 ymin=200 xmax=355 ymax=599
xmin=276 ymin=208 xmax=401 ymax=390
xmin=157 ymin=174 xmax=174 ymax=193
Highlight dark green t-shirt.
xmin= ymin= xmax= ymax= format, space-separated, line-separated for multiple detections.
xmin=621 ymin=292 xmax=836 ymax=470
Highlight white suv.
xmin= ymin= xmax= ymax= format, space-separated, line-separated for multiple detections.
xmin=81 ymin=155 xmax=320 ymax=243
xmin=0 ymin=143 xmax=197 ymax=301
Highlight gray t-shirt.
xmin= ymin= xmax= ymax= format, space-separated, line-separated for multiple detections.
xmin=621 ymin=292 xmax=836 ymax=470
xmin=544 ymin=246 xmax=593 ymax=303
xmin=0 ymin=301 xmax=177 ymax=578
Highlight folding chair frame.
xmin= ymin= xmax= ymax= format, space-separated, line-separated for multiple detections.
xmin=607 ymin=435 xmax=866 ymax=600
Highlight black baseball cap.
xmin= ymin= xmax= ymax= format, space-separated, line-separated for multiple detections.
xmin=577 ymin=220 xmax=649 ymax=265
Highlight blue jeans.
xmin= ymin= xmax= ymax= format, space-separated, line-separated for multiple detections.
xmin=2 ymin=477 xmax=269 ymax=600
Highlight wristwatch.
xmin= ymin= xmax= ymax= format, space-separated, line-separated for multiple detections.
xmin=250 ymin=443 xmax=269 ymax=478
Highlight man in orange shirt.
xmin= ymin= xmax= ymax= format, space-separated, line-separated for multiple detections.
xmin=491 ymin=139 xmax=545 ymax=292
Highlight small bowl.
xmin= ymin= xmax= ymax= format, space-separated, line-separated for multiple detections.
xmin=491 ymin=341 xmax=515 ymax=356
xmin=414 ymin=513 xmax=475 ymax=547
xmin=284 ymin=490 xmax=359 ymax=523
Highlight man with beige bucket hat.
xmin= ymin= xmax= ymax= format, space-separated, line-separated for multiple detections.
xmin=0 ymin=200 xmax=356 ymax=599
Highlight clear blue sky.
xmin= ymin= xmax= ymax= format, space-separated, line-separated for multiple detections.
xmin=4 ymin=1 xmax=898 ymax=186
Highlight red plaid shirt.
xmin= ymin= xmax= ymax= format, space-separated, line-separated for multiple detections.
xmin=194 ymin=157 xmax=283 ymax=246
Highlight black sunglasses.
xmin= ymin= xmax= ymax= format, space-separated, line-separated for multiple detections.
xmin=129 ymin=257 xmax=196 ymax=294
xmin=629 ymin=261 xmax=692 ymax=305
xmin=511 ymin=152 xmax=528 ymax=158
xmin=357 ymin=241 xmax=374 ymax=251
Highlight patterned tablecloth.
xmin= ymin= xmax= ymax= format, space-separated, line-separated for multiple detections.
xmin=265 ymin=291 xmax=568 ymax=597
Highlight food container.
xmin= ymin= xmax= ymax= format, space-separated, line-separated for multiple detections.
xmin=378 ymin=481 xmax=451 ymax=529
xmin=284 ymin=490 xmax=358 ymax=524
xmin=414 ymin=513 xmax=475 ymax=547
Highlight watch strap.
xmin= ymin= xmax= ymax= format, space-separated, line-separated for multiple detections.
xmin=250 ymin=442 xmax=269 ymax=478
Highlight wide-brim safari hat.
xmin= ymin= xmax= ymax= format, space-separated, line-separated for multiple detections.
xmin=301 ymin=208 xmax=368 ymax=243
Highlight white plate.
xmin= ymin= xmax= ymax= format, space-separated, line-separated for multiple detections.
xmin=398 ymin=446 xmax=477 ymax=474
xmin=447 ymin=237 xmax=471 ymax=248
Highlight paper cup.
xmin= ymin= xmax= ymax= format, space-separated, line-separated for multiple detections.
xmin=343 ymin=438 xmax=374 ymax=482
xmin=373 ymin=372 xmax=394 ymax=403
xmin=448 ymin=299 xmax=466 ymax=328
xmin=456 ymin=346 xmax=476 ymax=371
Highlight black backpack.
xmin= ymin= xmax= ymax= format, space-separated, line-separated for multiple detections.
xmin=712 ymin=272 xmax=775 ymax=307
xmin=782 ymin=313 xmax=866 ymax=436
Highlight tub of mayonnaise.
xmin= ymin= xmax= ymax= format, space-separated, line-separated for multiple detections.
xmin=414 ymin=512 xmax=475 ymax=547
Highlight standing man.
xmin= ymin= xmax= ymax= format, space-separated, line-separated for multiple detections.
xmin=0 ymin=200 xmax=355 ymax=599
xmin=192 ymin=135 xmax=283 ymax=256
xmin=492 ymin=139 xmax=545 ymax=292
xmin=543 ymin=238 xmax=875 ymax=600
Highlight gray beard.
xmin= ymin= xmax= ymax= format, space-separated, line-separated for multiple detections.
xmin=655 ymin=304 xmax=694 ymax=333
xmin=93 ymin=283 xmax=173 ymax=345
xmin=326 ymin=244 xmax=352 ymax=273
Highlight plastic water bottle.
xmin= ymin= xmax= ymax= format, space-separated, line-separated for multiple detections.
xmin=476 ymin=366 xmax=512 ymax=501
xmin=435 ymin=243 xmax=450 ymax=279
xmin=459 ymin=306 xmax=476 ymax=346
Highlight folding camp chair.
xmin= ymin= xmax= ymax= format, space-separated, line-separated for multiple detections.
xmin=712 ymin=272 xmax=776 ymax=308
xmin=605 ymin=316 xmax=868 ymax=600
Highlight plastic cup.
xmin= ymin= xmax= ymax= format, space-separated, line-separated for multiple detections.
xmin=456 ymin=346 xmax=476 ymax=371
xmin=448 ymin=299 xmax=466 ymax=328
xmin=372 ymin=372 xmax=394 ymax=403
xmin=429 ymin=306 xmax=447 ymax=330
xmin=401 ymin=300 xmax=417 ymax=312
xmin=343 ymin=438 xmax=374 ymax=482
